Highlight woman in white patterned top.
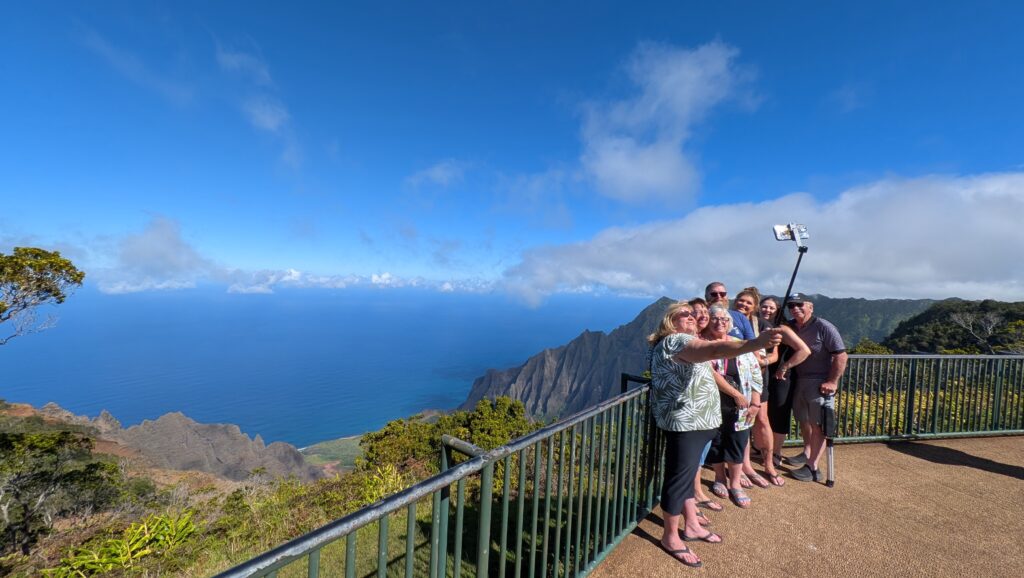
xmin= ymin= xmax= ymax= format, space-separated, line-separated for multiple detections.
xmin=646 ymin=301 xmax=782 ymax=568
xmin=702 ymin=304 xmax=765 ymax=509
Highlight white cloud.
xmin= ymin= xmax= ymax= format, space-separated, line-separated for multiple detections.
xmin=406 ymin=160 xmax=467 ymax=188
xmin=216 ymin=45 xmax=272 ymax=85
xmin=580 ymin=41 xmax=753 ymax=203
xmin=217 ymin=43 xmax=301 ymax=167
xmin=243 ymin=96 xmax=290 ymax=133
xmin=829 ymin=82 xmax=871 ymax=113
xmin=81 ymin=28 xmax=193 ymax=106
xmin=94 ymin=217 xmax=215 ymax=294
xmin=503 ymin=172 xmax=1024 ymax=304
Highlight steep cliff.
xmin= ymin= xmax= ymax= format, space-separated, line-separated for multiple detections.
xmin=461 ymin=297 xmax=672 ymax=420
xmin=115 ymin=412 xmax=322 ymax=482
xmin=38 ymin=403 xmax=321 ymax=482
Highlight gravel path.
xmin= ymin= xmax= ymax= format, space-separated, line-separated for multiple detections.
xmin=591 ymin=436 xmax=1024 ymax=577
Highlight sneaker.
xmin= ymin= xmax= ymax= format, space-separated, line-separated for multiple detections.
xmin=790 ymin=464 xmax=819 ymax=482
xmin=783 ymin=453 xmax=807 ymax=467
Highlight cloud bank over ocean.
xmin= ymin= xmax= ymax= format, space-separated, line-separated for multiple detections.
xmin=504 ymin=172 xmax=1024 ymax=304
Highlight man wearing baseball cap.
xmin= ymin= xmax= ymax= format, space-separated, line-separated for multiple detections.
xmin=781 ymin=293 xmax=847 ymax=481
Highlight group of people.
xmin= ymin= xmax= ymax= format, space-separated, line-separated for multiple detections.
xmin=646 ymin=282 xmax=848 ymax=568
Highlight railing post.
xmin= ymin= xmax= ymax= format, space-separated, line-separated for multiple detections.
xmin=904 ymin=358 xmax=917 ymax=436
xmin=992 ymin=358 xmax=1005 ymax=430
xmin=437 ymin=445 xmax=451 ymax=577
xmin=476 ymin=462 xmax=494 ymax=578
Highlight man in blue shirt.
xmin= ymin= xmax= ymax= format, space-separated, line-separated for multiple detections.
xmin=704 ymin=282 xmax=755 ymax=340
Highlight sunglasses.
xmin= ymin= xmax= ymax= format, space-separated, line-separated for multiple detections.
xmin=673 ymin=311 xmax=694 ymax=319
xmin=708 ymin=291 xmax=728 ymax=298
xmin=787 ymin=302 xmax=806 ymax=309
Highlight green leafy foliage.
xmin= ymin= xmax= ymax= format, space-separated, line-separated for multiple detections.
xmin=0 ymin=432 xmax=119 ymax=555
xmin=0 ymin=247 xmax=85 ymax=346
xmin=767 ymin=294 xmax=934 ymax=346
xmin=43 ymin=510 xmax=197 ymax=577
xmin=849 ymin=337 xmax=893 ymax=354
xmin=358 ymin=397 xmax=538 ymax=479
xmin=882 ymin=299 xmax=1024 ymax=353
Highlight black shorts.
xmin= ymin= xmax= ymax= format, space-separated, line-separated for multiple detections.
xmin=707 ymin=411 xmax=751 ymax=465
xmin=767 ymin=374 xmax=795 ymax=435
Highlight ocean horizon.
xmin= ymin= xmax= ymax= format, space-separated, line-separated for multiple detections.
xmin=3 ymin=285 xmax=648 ymax=447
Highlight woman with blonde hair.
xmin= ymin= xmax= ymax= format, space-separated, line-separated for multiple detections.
xmin=734 ymin=289 xmax=810 ymax=484
xmin=647 ymin=301 xmax=781 ymax=566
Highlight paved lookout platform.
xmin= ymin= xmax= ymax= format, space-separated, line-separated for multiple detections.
xmin=592 ymin=436 xmax=1024 ymax=578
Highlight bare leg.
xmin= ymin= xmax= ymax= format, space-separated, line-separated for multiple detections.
xmin=662 ymin=505 xmax=702 ymax=565
xmin=772 ymin=431 xmax=787 ymax=460
xmin=713 ymin=462 xmax=727 ymax=485
xmin=741 ymin=440 xmax=757 ymax=477
xmin=807 ymin=425 xmax=826 ymax=470
xmin=727 ymin=462 xmax=745 ymax=491
xmin=755 ymin=405 xmax=780 ymax=476
xmin=694 ymin=470 xmax=710 ymax=502
xmin=799 ymin=421 xmax=814 ymax=462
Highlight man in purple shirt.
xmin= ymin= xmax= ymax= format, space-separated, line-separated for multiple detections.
xmin=704 ymin=282 xmax=755 ymax=341
xmin=781 ymin=293 xmax=848 ymax=481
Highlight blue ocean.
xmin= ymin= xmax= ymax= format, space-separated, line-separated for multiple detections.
xmin=2 ymin=286 xmax=647 ymax=447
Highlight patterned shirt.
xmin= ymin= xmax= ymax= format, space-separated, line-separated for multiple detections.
xmin=650 ymin=333 xmax=723 ymax=432
xmin=711 ymin=346 xmax=764 ymax=401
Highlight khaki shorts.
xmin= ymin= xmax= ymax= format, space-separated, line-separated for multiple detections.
xmin=792 ymin=378 xmax=835 ymax=426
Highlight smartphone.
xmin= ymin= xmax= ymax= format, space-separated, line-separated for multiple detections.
xmin=773 ymin=224 xmax=809 ymax=242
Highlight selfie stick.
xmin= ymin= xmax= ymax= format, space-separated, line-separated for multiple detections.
xmin=771 ymin=224 xmax=834 ymax=488
xmin=771 ymin=223 xmax=809 ymax=327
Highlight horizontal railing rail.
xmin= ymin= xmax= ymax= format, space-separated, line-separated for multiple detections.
xmin=215 ymin=355 xmax=1024 ymax=577
xmin=839 ymin=354 xmax=1024 ymax=442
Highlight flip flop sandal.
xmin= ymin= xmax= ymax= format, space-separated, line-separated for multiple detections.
xmin=728 ymin=488 xmax=752 ymax=508
xmin=767 ymin=473 xmax=786 ymax=487
xmin=660 ymin=543 xmax=702 ymax=568
xmin=748 ymin=473 xmax=770 ymax=488
xmin=710 ymin=481 xmax=728 ymax=499
xmin=738 ymin=475 xmax=753 ymax=489
xmin=696 ymin=499 xmax=724 ymax=512
xmin=683 ymin=530 xmax=723 ymax=544
xmin=696 ymin=510 xmax=712 ymax=527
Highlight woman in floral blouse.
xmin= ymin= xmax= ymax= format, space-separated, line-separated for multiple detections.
xmin=647 ymin=301 xmax=781 ymax=568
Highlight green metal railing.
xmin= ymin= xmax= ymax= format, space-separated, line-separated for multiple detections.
xmin=215 ymin=354 xmax=1023 ymax=577
xmin=215 ymin=385 xmax=662 ymax=578
xmin=837 ymin=355 xmax=1024 ymax=441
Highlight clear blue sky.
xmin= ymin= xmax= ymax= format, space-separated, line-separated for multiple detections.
xmin=3 ymin=1 xmax=1023 ymax=301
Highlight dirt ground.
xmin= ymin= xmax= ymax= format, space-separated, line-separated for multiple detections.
xmin=591 ymin=436 xmax=1024 ymax=578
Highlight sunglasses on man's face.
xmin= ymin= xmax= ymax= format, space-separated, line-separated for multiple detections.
xmin=787 ymin=302 xmax=806 ymax=309
xmin=708 ymin=291 xmax=728 ymax=298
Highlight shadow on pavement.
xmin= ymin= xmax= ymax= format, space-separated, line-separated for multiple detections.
xmin=885 ymin=440 xmax=1024 ymax=480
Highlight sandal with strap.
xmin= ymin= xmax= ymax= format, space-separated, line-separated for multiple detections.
xmin=747 ymin=473 xmax=770 ymax=488
xmin=767 ymin=473 xmax=786 ymax=487
xmin=682 ymin=530 xmax=723 ymax=544
xmin=729 ymin=488 xmax=752 ymax=508
xmin=710 ymin=481 xmax=728 ymax=499
xmin=696 ymin=499 xmax=724 ymax=512
xmin=738 ymin=474 xmax=753 ymax=489
xmin=660 ymin=543 xmax=702 ymax=568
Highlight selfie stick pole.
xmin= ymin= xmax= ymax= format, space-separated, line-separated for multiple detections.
xmin=770 ymin=224 xmax=833 ymax=487
xmin=772 ymin=224 xmax=808 ymax=326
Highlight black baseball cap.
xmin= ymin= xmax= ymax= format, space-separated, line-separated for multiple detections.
xmin=786 ymin=292 xmax=811 ymax=304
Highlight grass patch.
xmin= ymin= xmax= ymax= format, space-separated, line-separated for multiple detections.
xmin=301 ymin=435 xmax=364 ymax=470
